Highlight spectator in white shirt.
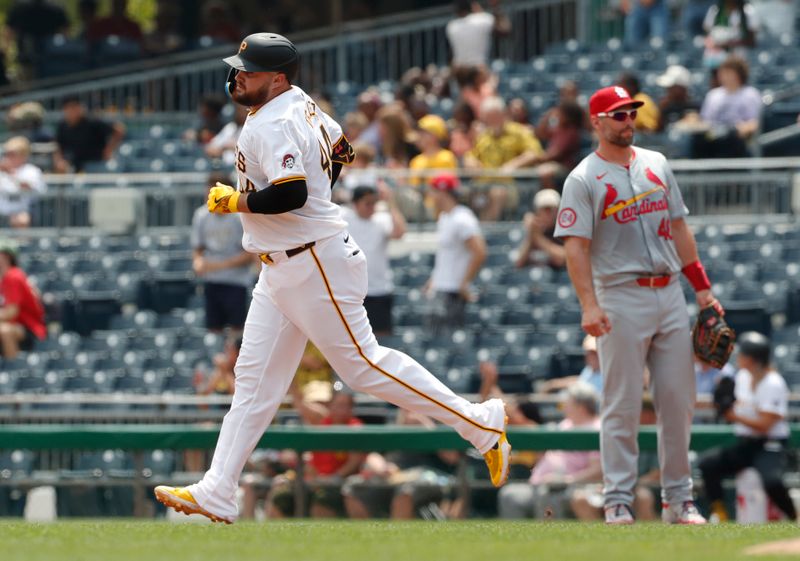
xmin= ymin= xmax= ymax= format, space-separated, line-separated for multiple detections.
xmin=205 ymin=105 xmax=248 ymax=166
xmin=0 ymin=136 xmax=46 ymax=228
xmin=446 ymin=1 xmax=497 ymax=67
xmin=699 ymin=331 xmax=797 ymax=522
xmin=341 ymin=185 xmax=407 ymax=336
xmin=425 ymin=173 xmax=486 ymax=334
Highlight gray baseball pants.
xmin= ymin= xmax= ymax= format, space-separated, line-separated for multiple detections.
xmin=596 ymin=276 xmax=695 ymax=508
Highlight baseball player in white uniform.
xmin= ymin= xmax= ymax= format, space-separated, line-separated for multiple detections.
xmin=554 ymin=86 xmax=724 ymax=525
xmin=154 ymin=33 xmax=510 ymax=524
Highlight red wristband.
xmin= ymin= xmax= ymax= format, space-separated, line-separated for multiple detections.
xmin=681 ymin=261 xmax=711 ymax=291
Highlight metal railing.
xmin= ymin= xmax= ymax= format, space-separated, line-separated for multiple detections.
xmin=8 ymin=159 xmax=799 ymax=232
xmin=0 ymin=0 xmax=621 ymax=112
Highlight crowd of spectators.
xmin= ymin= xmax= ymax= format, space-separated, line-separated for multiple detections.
xmin=0 ymin=0 xmax=401 ymax=83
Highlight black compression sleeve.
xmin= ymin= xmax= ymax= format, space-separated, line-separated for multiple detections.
xmin=246 ymin=179 xmax=308 ymax=214
xmin=331 ymin=162 xmax=343 ymax=188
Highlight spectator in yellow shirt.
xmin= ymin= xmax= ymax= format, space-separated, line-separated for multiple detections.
xmin=618 ymin=73 xmax=661 ymax=133
xmin=409 ymin=114 xmax=458 ymax=184
xmin=464 ymin=96 xmax=544 ymax=221
xmin=398 ymin=114 xmax=459 ymax=221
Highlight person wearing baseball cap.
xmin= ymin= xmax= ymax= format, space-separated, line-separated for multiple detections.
xmin=514 ymin=188 xmax=566 ymax=269
xmin=427 ymin=172 xmax=486 ymax=334
xmin=654 ymin=65 xmax=699 ymax=132
xmin=409 ymin=114 xmax=458 ymax=187
xmin=553 ymin=84 xmax=723 ymax=524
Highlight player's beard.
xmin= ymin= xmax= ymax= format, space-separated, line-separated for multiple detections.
xmin=607 ymin=126 xmax=635 ymax=147
xmin=231 ymin=83 xmax=271 ymax=107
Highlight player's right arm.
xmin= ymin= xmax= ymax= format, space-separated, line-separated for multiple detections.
xmin=554 ymin=172 xmax=610 ymax=337
xmin=208 ymin=120 xmax=309 ymax=215
xmin=563 ymin=236 xmax=611 ymax=337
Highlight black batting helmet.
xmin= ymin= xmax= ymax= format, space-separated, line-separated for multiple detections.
xmin=737 ymin=331 xmax=771 ymax=366
xmin=223 ymin=33 xmax=299 ymax=95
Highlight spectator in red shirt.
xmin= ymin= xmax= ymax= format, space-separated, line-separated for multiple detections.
xmin=267 ymin=382 xmax=365 ymax=518
xmin=0 ymin=243 xmax=45 ymax=358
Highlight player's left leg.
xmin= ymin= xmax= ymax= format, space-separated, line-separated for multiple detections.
xmin=156 ymin=272 xmax=308 ymax=523
xmin=753 ymin=444 xmax=798 ymax=520
xmin=278 ymin=234 xmax=509 ymax=485
xmin=646 ymin=279 xmax=705 ymax=523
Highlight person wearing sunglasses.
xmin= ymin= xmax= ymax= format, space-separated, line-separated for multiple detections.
xmin=553 ymin=86 xmax=723 ymax=525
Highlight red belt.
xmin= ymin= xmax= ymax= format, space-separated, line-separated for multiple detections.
xmin=636 ymin=275 xmax=671 ymax=288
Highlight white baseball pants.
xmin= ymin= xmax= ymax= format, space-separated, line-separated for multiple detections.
xmin=189 ymin=232 xmax=505 ymax=520
xmin=596 ymin=277 xmax=696 ymax=508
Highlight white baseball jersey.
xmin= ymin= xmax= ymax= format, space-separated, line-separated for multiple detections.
xmin=234 ymin=85 xmax=351 ymax=252
xmin=553 ymin=147 xmax=688 ymax=287
xmin=733 ymin=369 xmax=790 ymax=439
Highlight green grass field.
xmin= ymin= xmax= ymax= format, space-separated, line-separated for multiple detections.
xmin=3 ymin=520 xmax=800 ymax=561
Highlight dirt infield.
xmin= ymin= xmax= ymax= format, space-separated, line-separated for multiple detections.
xmin=744 ymin=537 xmax=800 ymax=556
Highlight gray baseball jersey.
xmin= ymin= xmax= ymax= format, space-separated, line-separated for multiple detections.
xmin=553 ymin=147 xmax=688 ymax=287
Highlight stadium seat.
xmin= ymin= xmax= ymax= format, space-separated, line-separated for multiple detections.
xmin=57 ymin=450 xmax=135 ymax=517
xmin=162 ymin=373 xmax=196 ymax=394
xmin=448 ymin=349 xmax=484 ymax=369
xmin=441 ymin=368 xmax=475 ymax=393
xmin=499 ymin=351 xmax=531 ymax=373
xmin=722 ymin=303 xmax=772 ymax=337
xmin=117 ymin=365 xmax=166 ymax=387
xmin=0 ymin=450 xmax=34 ymax=516
xmin=39 ymin=35 xmax=89 ymax=76
xmin=551 ymin=307 xmax=583 ymax=326
xmin=15 ymin=371 xmax=64 ymax=393
xmin=142 ymin=450 xmax=175 ymax=479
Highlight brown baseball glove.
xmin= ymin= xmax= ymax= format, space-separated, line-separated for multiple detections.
xmin=692 ymin=305 xmax=736 ymax=368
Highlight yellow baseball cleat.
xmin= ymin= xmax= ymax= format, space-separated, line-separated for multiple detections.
xmin=483 ymin=418 xmax=511 ymax=487
xmin=154 ymin=485 xmax=233 ymax=524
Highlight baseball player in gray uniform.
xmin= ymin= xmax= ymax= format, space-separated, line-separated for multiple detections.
xmin=153 ymin=33 xmax=510 ymax=524
xmin=554 ymin=86 xmax=723 ymax=525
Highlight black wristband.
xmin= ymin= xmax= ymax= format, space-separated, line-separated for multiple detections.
xmin=246 ymin=179 xmax=308 ymax=214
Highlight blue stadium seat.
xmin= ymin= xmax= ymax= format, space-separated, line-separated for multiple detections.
xmin=0 ymin=450 xmax=34 ymax=516
xmin=39 ymin=35 xmax=89 ymax=76
xmin=419 ymin=348 xmax=450 ymax=372
xmin=57 ymin=449 xmax=135 ymax=517
xmin=782 ymin=365 xmax=800 ymax=390
xmin=142 ymin=356 xmax=178 ymax=372
xmin=722 ymin=303 xmax=772 ymax=337
xmin=114 ymin=369 xmax=167 ymax=395
xmin=499 ymin=351 xmax=531 ymax=372
xmin=110 ymin=310 xmax=159 ymax=332
xmin=162 ymin=373 xmax=195 ymax=394
xmin=527 ymin=347 xmax=555 ymax=379
xmin=143 ymin=450 xmax=175 ymax=479
xmin=127 ymin=332 xmax=178 ymax=357
xmin=94 ymin=36 xmax=142 ymax=67
xmin=440 ymin=368 xmax=475 ymax=393
xmin=772 ymin=324 xmax=800 ymax=345
xmin=448 ymin=349 xmax=482 ymax=369
xmin=500 ymin=307 xmax=538 ymax=326
xmin=551 ymin=307 xmax=583 ymax=326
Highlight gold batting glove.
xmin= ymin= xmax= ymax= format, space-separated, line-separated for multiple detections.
xmin=207 ymin=182 xmax=241 ymax=214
